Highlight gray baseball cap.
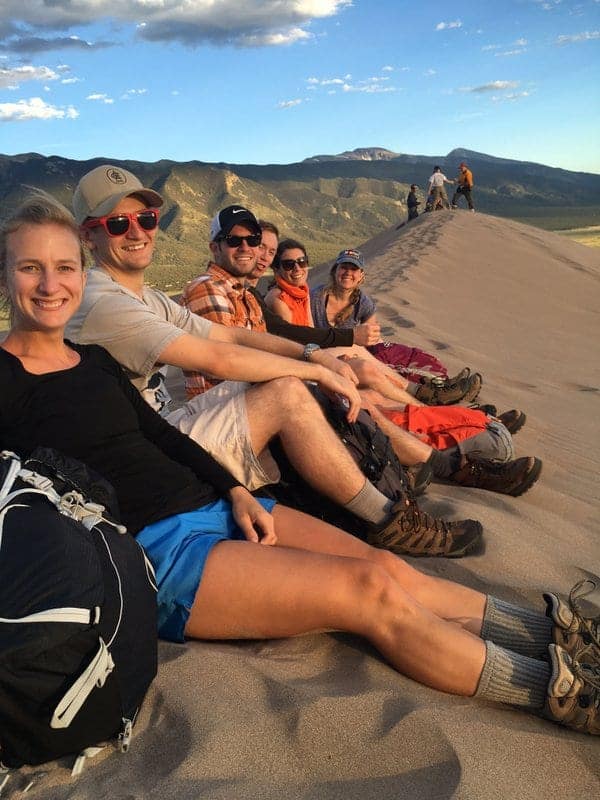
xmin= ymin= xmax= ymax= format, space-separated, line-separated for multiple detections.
xmin=73 ymin=164 xmax=163 ymax=224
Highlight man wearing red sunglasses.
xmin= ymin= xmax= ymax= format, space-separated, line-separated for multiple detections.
xmin=66 ymin=164 xmax=482 ymax=558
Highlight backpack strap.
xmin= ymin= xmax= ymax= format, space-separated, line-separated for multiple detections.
xmin=50 ymin=638 xmax=114 ymax=730
xmin=0 ymin=453 xmax=21 ymax=504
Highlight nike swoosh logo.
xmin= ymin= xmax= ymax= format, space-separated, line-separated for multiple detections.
xmin=232 ymin=209 xmax=245 ymax=213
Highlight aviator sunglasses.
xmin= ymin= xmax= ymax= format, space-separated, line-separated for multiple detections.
xmin=217 ymin=233 xmax=262 ymax=248
xmin=280 ymin=256 xmax=309 ymax=270
xmin=82 ymin=208 xmax=160 ymax=237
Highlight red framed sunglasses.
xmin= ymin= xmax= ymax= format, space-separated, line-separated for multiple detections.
xmin=82 ymin=208 xmax=160 ymax=237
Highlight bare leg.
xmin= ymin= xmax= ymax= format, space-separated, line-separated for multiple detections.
xmin=186 ymin=532 xmax=486 ymax=696
xmin=271 ymin=505 xmax=485 ymax=634
xmin=245 ymin=377 xmax=368 ymax=505
xmin=347 ymin=358 xmax=419 ymax=405
xmin=326 ymin=345 xmax=411 ymax=389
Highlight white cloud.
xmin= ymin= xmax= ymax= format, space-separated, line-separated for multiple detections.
xmin=423 ymin=69 xmax=437 ymax=76
xmin=436 ymin=20 xmax=463 ymax=31
xmin=121 ymin=88 xmax=148 ymax=99
xmin=0 ymin=96 xmax=78 ymax=121
xmin=307 ymin=74 xmax=351 ymax=86
xmin=382 ymin=65 xmax=393 ymax=72
xmin=556 ymin=30 xmax=600 ymax=44
xmin=0 ymin=65 xmax=59 ymax=89
xmin=460 ymin=80 xmax=519 ymax=93
xmin=514 ymin=38 xmax=528 ymax=46
xmin=277 ymin=98 xmax=302 ymax=108
xmin=496 ymin=48 xmax=527 ymax=56
xmin=86 ymin=92 xmax=114 ymax=104
xmin=238 ymin=27 xmax=310 ymax=46
xmin=492 ymin=90 xmax=531 ymax=102
xmin=2 ymin=1 xmax=352 ymax=48
xmin=342 ymin=83 xmax=396 ymax=94
xmin=307 ymin=71 xmax=397 ymax=95
xmin=481 ymin=44 xmax=501 ymax=51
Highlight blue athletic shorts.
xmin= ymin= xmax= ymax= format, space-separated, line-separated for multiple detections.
xmin=137 ymin=497 xmax=276 ymax=642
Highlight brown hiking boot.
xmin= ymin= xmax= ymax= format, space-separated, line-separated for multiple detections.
xmin=544 ymin=644 xmax=600 ymax=735
xmin=497 ymin=409 xmax=527 ymax=435
xmin=447 ymin=367 xmax=471 ymax=383
xmin=368 ymin=497 xmax=482 ymax=558
xmin=450 ymin=455 xmax=542 ymax=496
xmin=544 ymin=579 xmax=600 ymax=666
xmin=415 ymin=372 xmax=482 ymax=406
xmin=405 ymin=461 xmax=433 ymax=496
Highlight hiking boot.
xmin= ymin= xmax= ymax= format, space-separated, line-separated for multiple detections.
xmin=406 ymin=461 xmax=433 ymax=496
xmin=497 ymin=409 xmax=527 ymax=435
xmin=415 ymin=372 xmax=482 ymax=406
xmin=446 ymin=367 xmax=471 ymax=383
xmin=450 ymin=455 xmax=542 ymax=496
xmin=368 ymin=498 xmax=482 ymax=558
xmin=544 ymin=579 xmax=600 ymax=665
xmin=544 ymin=644 xmax=600 ymax=735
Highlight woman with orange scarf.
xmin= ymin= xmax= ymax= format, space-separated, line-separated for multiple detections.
xmin=264 ymin=238 xmax=314 ymax=326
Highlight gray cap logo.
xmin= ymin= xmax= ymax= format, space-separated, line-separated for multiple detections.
xmin=106 ymin=168 xmax=127 ymax=185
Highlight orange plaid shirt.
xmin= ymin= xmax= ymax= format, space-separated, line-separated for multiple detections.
xmin=180 ymin=263 xmax=267 ymax=398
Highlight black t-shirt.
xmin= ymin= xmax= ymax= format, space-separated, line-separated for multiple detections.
xmin=0 ymin=343 xmax=241 ymax=534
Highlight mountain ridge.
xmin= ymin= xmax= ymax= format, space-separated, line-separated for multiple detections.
xmin=0 ymin=148 xmax=598 ymax=290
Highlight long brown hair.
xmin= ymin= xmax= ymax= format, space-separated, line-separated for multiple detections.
xmin=322 ymin=263 xmax=363 ymax=325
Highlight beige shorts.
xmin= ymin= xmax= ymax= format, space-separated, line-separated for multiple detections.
xmin=166 ymin=380 xmax=280 ymax=492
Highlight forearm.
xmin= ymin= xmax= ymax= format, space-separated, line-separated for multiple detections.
xmin=210 ymin=322 xmax=307 ymax=360
xmin=264 ymin=307 xmax=354 ymax=348
xmin=161 ymin=333 xmax=325 ymax=385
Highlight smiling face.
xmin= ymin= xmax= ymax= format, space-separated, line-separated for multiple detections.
xmin=334 ymin=262 xmax=364 ymax=292
xmin=278 ymin=247 xmax=309 ymax=288
xmin=82 ymin=194 xmax=157 ymax=275
xmin=210 ymin=223 xmax=260 ymax=278
xmin=3 ymin=222 xmax=86 ymax=334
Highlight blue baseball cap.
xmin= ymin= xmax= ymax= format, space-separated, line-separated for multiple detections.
xmin=334 ymin=248 xmax=365 ymax=269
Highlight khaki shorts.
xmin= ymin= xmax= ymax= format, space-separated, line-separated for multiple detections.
xmin=166 ymin=381 xmax=280 ymax=491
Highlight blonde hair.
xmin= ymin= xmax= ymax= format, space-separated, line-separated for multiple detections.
xmin=0 ymin=189 xmax=85 ymax=318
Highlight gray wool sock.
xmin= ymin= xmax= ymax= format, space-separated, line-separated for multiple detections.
xmin=475 ymin=641 xmax=550 ymax=709
xmin=427 ymin=447 xmax=462 ymax=478
xmin=344 ymin=480 xmax=395 ymax=526
xmin=481 ymin=596 xmax=553 ymax=660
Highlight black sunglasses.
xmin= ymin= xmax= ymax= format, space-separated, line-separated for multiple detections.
xmin=83 ymin=209 xmax=159 ymax=237
xmin=280 ymin=256 xmax=309 ymax=270
xmin=218 ymin=233 xmax=262 ymax=248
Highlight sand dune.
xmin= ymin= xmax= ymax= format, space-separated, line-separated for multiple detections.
xmin=12 ymin=210 xmax=600 ymax=799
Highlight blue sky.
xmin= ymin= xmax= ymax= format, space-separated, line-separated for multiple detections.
xmin=1 ymin=1 xmax=599 ymax=172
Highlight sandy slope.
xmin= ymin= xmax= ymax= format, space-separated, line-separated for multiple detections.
xmin=13 ymin=211 xmax=600 ymax=799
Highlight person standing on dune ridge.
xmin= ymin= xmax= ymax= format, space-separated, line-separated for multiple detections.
xmin=452 ymin=162 xmax=475 ymax=212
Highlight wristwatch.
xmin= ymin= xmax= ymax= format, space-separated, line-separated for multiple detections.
xmin=302 ymin=343 xmax=321 ymax=361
